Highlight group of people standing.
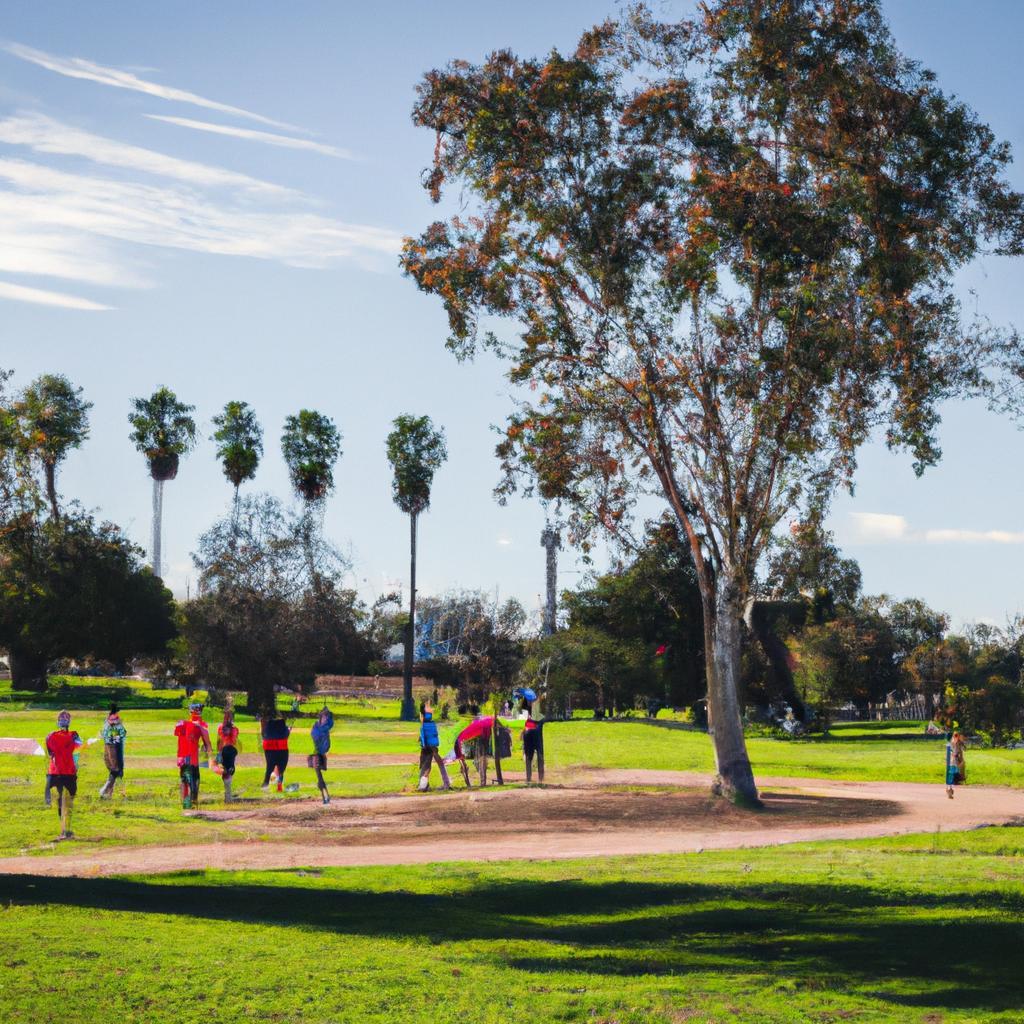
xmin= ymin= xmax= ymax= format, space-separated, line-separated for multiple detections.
xmin=415 ymin=686 xmax=546 ymax=792
xmin=172 ymin=701 xmax=336 ymax=808
xmin=40 ymin=688 xmax=544 ymax=840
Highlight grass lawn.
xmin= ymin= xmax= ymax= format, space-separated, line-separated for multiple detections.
xmin=1 ymin=684 xmax=1023 ymax=857
xmin=1 ymin=828 xmax=1021 ymax=1023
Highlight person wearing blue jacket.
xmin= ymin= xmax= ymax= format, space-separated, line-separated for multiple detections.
xmin=417 ymin=703 xmax=451 ymax=792
xmin=310 ymin=706 xmax=335 ymax=805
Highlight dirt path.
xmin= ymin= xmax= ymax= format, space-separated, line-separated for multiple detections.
xmin=3 ymin=769 xmax=1022 ymax=877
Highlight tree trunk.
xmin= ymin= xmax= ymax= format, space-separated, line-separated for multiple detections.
xmin=151 ymin=476 xmax=163 ymax=577
xmin=44 ymin=462 xmax=60 ymax=522
xmin=10 ymin=647 xmax=48 ymax=693
xmin=400 ymin=512 xmax=418 ymax=721
xmin=706 ymin=568 xmax=761 ymax=806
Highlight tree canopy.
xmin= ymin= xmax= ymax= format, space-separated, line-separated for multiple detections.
xmin=281 ymin=409 xmax=342 ymax=503
xmin=385 ymin=414 xmax=448 ymax=517
xmin=128 ymin=386 xmax=197 ymax=482
xmin=183 ymin=493 xmax=370 ymax=713
xmin=212 ymin=400 xmax=263 ymax=493
xmin=16 ymin=373 xmax=91 ymax=521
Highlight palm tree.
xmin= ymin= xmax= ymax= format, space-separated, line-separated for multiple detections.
xmin=212 ymin=401 xmax=263 ymax=521
xmin=280 ymin=409 xmax=341 ymax=580
xmin=17 ymin=374 xmax=92 ymax=522
xmin=385 ymin=414 xmax=447 ymax=720
xmin=128 ymin=387 xmax=196 ymax=577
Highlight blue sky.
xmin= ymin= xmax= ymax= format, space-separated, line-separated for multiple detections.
xmin=1 ymin=1 xmax=1022 ymax=628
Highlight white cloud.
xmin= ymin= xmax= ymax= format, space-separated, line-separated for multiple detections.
xmin=923 ymin=528 xmax=1024 ymax=544
xmin=146 ymin=115 xmax=354 ymax=160
xmin=497 ymin=537 xmax=513 ymax=546
xmin=4 ymin=41 xmax=298 ymax=131
xmin=0 ymin=279 xmax=111 ymax=310
xmin=0 ymin=227 xmax=148 ymax=287
xmin=850 ymin=512 xmax=908 ymax=543
xmin=849 ymin=512 xmax=1024 ymax=545
xmin=0 ymin=112 xmax=293 ymax=195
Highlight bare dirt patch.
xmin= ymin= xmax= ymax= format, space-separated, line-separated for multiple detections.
xmin=2 ymin=769 xmax=1022 ymax=877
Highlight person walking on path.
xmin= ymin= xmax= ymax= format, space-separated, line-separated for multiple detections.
xmin=45 ymin=710 xmax=83 ymax=839
xmin=217 ymin=710 xmax=240 ymax=802
xmin=310 ymin=706 xmax=335 ymax=804
xmin=417 ymin=703 xmax=451 ymax=792
xmin=98 ymin=705 xmax=127 ymax=799
xmin=261 ymin=713 xmax=290 ymax=792
xmin=946 ymin=731 xmax=967 ymax=799
xmin=515 ymin=687 xmax=546 ymax=784
xmin=174 ymin=702 xmax=212 ymax=809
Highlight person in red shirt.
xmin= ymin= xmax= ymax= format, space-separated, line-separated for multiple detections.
xmin=45 ymin=710 xmax=83 ymax=839
xmin=216 ymin=709 xmax=240 ymax=803
xmin=260 ymin=714 xmax=290 ymax=793
xmin=174 ymin=702 xmax=212 ymax=809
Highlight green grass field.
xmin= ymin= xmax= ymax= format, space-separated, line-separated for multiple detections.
xmin=1 ymin=828 xmax=1021 ymax=1023
xmin=1 ymin=681 xmax=1023 ymax=857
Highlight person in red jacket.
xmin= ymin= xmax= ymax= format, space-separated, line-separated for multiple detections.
xmin=45 ymin=710 xmax=83 ymax=839
xmin=260 ymin=713 xmax=290 ymax=792
xmin=174 ymin=702 xmax=212 ymax=809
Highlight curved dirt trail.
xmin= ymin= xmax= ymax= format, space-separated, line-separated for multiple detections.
xmin=3 ymin=770 xmax=1022 ymax=877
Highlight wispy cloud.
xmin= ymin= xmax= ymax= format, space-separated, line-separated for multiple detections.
xmin=146 ymin=115 xmax=354 ymax=159
xmin=4 ymin=41 xmax=298 ymax=131
xmin=0 ymin=112 xmax=293 ymax=195
xmin=0 ymin=154 xmax=401 ymax=272
xmin=0 ymin=279 xmax=112 ymax=310
xmin=850 ymin=512 xmax=1024 ymax=545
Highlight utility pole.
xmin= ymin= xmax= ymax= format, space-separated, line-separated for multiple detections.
xmin=540 ymin=525 xmax=560 ymax=636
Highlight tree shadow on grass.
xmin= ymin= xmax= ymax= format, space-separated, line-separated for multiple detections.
xmin=1 ymin=874 xmax=1021 ymax=1013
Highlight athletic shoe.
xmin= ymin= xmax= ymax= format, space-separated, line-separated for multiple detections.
xmin=322 ymin=793 xmax=330 ymax=805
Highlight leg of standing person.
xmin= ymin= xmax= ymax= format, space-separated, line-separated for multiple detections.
xmin=535 ymin=726 xmax=545 ymax=783
xmin=459 ymin=758 xmax=471 ymax=787
xmin=261 ymin=749 xmax=273 ymax=788
xmin=277 ymin=750 xmax=289 ymax=791
xmin=431 ymin=750 xmax=451 ymax=790
xmin=524 ymin=730 xmax=536 ymax=783
xmin=221 ymin=745 xmax=236 ymax=801
xmin=44 ymin=773 xmax=53 ymax=809
xmin=315 ymin=755 xmax=330 ymax=804
xmin=418 ymin=747 xmax=433 ymax=791
xmin=190 ymin=764 xmax=201 ymax=807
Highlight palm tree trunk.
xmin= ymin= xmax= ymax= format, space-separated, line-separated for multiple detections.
xmin=401 ymin=512 xmax=418 ymax=721
xmin=151 ymin=476 xmax=163 ymax=577
xmin=706 ymin=565 xmax=760 ymax=805
xmin=44 ymin=462 xmax=60 ymax=522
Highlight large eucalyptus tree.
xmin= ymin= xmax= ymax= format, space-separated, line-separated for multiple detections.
xmin=402 ymin=1 xmax=1024 ymax=801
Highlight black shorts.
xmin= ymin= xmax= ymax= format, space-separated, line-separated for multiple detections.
xmin=52 ymin=774 xmax=77 ymax=798
xmin=220 ymin=745 xmax=237 ymax=774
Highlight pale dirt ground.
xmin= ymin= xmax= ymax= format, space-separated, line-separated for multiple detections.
xmin=2 ymin=767 xmax=1022 ymax=877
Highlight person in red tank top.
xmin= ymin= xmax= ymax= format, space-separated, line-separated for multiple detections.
xmin=174 ymin=702 xmax=212 ymax=809
xmin=45 ymin=710 xmax=83 ymax=839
